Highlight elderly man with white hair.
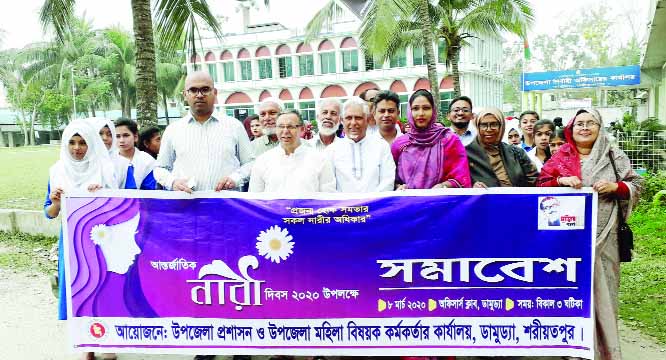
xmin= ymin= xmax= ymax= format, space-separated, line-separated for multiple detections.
xmin=309 ymin=98 xmax=342 ymax=152
xmin=326 ymin=97 xmax=395 ymax=192
xmin=252 ymin=97 xmax=283 ymax=156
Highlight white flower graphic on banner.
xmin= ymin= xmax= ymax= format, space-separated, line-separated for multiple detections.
xmin=90 ymin=224 xmax=110 ymax=245
xmin=256 ymin=225 xmax=295 ymax=264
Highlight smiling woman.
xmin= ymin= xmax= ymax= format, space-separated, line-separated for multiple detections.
xmin=465 ymin=107 xmax=538 ymax=188
xmin=391 ymin=89 xmax=471 ymax=190
xmin=537 ymin=108 xmax=644 ymax=360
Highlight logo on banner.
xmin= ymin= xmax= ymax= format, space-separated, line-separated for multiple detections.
xmin=538 ymin=196 xmax=585 ymax=230
xmin=89 ymin=322 xmax=107 ymax=339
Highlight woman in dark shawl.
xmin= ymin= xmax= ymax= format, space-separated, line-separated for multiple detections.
xmin=465 ymin=107 xmax=538 ymax=188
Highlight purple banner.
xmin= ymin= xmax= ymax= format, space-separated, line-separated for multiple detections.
xmin=63 ymin=189 xmax=595 ymax=358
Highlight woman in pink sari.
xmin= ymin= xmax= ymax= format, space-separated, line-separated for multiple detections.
xmin=391 ymin=89 xmax=471 ymax=189
xmin=538 ymin=109 xmax=643 ymax=360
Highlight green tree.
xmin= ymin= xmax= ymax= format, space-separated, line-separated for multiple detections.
xmin=39 ymin=0 xmax=223 ymax=126
xmin=307 ymin=0 xmax=533 ymax=98
xmin=156 ymin=42 xmax=185 ymax=125
xmin=531 ymin=5 xmax=643 ymax=108
xmin=101 ymin=27 xmax=137 ymax=118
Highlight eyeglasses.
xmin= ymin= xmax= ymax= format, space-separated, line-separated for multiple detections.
xmin=186 ymin=87 xmax=213 ymax=96
xmin=451 ymin=108 xmax=471 ymax=114
xmin=277 ymin=124 xmax=302 ymax=131
xmin=478 ymin=122 xmax=501 ymax=131
xmin=573 ymin=121 xmax=599 ymax=129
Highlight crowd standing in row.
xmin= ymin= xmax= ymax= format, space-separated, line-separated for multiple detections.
xmin=45 ymin=71 xmax=642 ymax=360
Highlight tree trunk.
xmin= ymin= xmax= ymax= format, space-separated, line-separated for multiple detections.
xmin=451 ymin=46 xmax=461 ymax=98
xmin=121 ymin=83 xmax=131 ymax=119
xmin=30 ymin=106 xmax=37 ymax=146
xmin=163 ymin=94 xmax=170 ymax=125
xmin=131 ymin=0 xmax=158 ymax=127
xmin=418 ymin=0 xmax=439 ymax=100
xmin=19 ymin=110 xmax=29 ymax=145
xmin=91 ymin=106 xmax=96 ymax=117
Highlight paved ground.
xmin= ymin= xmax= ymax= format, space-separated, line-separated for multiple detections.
xmin=0 ymin=270 xmax=664 ymax=360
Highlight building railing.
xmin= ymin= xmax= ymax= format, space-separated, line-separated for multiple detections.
xmin=615 ymin=130 xmax=666 ymax=171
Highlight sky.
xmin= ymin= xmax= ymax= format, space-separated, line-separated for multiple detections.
xmin=0 ymin=0 xmax=651 ymax=51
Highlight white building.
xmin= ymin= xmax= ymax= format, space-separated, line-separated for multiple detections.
xmin=188 ymin=0 xmax=503 ymax=122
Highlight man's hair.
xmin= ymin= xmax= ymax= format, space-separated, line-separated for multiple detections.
xmin=316 ymin=98 xmax=342 ymax=115
xmin=519 ymin=110 xmax=540 ymax=121
xmin=138 ymin=126 xmax=160 ymax=151
xmin=115 ymin=118 xmax=138 ymax=135
xmin=373 ymin=90 xmax=400 ymax=109
xmin=553 ymin=116 xmax=563 ymax=127
xmin=277 ymin=110 xmax=304 ymax=126
xmin=358 ymin=87 xmax=380 ymax=101
xmin=342 ymin=97 xmax=369 ymax=118
xmin=256 ymin=97 xmax=284 ymax=113
xmin=539 ymin=196 xmax=560 ymax=210
xmin=448 ymin=95 xmax=473 ymax=113
xmin=247 ymin=114 xmax=259 ymax=122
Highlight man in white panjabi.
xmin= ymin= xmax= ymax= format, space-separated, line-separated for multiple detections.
xmin=308 ymin=98 xmax=341 ymax=152
xmin=250 ymin=110 xmax=335 ymax=193
xmin=325 ymin=97 xmax=396 ymax=192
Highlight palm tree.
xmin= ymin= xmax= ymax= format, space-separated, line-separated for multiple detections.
xmin=39 ymin=0 xmax=223 ymax=127
xmin=102 ymin=27 xmax=136 ymax=119
xmin=307 ymin=0 xmax=534 ymax=98
xmin=156 ymin=42 xmax=185 ymax=125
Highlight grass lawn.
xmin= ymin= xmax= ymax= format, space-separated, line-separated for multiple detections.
xmin=619 ymin=206 xmax=666 ymax=343
xmin=0 ymin=231 xmax=57 ymax=274
xmin=0 ymin=145 xmax=59 ymax=210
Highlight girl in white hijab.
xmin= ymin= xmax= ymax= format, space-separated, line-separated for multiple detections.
xmin=46 ymin=119 xmax=117 ymax=204
xmin=45 ymin=119 xmax=121 ymax=360
xmin=90 ymin=117 xmax=132 ymax=189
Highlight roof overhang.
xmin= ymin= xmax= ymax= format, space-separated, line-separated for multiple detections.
xmin=642 ymin=0 xmax=666 ymax=70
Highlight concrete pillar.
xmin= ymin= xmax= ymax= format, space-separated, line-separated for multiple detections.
xmin=8 ymin=132 xmax=15 ymax=147
xmin=522 ymin=91 xmax=528 ymax=112
xmin=529 ymin=92 xmax=536 ymax=111
xmin=536 ymin=93 xmax=543 ymax=115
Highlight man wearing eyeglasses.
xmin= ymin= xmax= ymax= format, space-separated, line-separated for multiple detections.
xmin=154 ymin=71 xmax=255 ymax=194
xmin=249 ymin=110 xmax=335 ymax=193
xmin=448 ymin=95 xmax=477 ymax=146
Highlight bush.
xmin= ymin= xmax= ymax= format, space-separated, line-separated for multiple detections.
xmin=639 ymin=171 xmax=666 ymax=206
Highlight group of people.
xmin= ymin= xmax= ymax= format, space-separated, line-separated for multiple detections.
xmin=46 ymin=71 xmax=643 ymax=360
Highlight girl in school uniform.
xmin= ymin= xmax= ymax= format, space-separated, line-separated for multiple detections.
xmin=91 ymin=117 xmax=134 ymax=189
xmin=44 ymin=120 xmax=119 ymax=360
xmin=115 ymin=118 xmax=157 ymax=190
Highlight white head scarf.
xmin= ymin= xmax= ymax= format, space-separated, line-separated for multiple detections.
xmin=502 ymin=118 xmax=523 ymax=144
xmin=49 ymin=119 xmax=117 ymax=191
xmin=89 ymin=117 xmax=130 ymax=188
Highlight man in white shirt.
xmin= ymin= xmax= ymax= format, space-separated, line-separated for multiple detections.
xmin=309 ymin=98 xmax=341 ymax=152
xmin=154 ymin=71 xmax=255 ymax=193
xmin=373 ymin=90 xmax=403 ymax=145
xmin=326 ymin=97 xmax=396 ymax=192
xmin=250 ymin=110 xmax=335 ymax=193
xmin=251 ymin=98 xmax=282 ymax=156
xmin=448 ymin=95 xmax=477 ymax=146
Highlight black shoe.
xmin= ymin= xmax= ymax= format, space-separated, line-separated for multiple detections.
xmin=194 ymin=356 xmax=215 ymax=360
